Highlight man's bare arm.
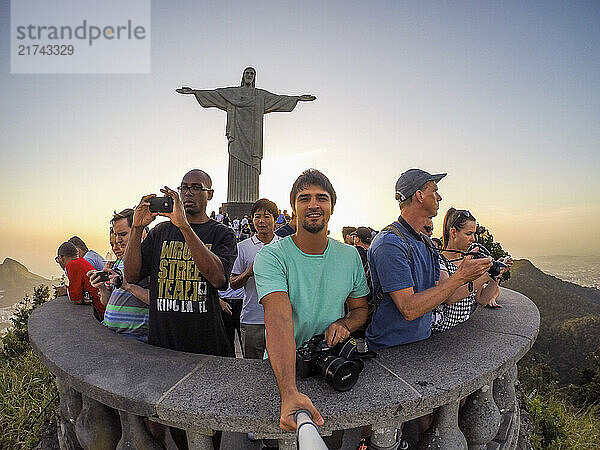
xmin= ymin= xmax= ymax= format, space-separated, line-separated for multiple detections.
xmin=324 ymin=296 xmax=368 ymax=347
xmin=263 ymin=291 xmax=323 ymax=431
xmin=121 ymin=280 xmax=150 ymax=305
xmin=390 ymin=255 xmax=492 ymax=320
xmin=439 ymin=271 xmax=490 ymax=305
xmin=124 ymin=195 xmax=157 ymax=283
xmin=342 ymin=296 xmax=368 ymax=331
xmin=230 ymin=262 xmax=253 ymax=290
xmin=124 ymin=226 xmax=144 ymax=283
xmin=179 ymin=225 xmax=227 ymax=288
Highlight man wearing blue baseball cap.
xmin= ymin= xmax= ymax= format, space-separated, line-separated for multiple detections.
xmin=366 ymin=169 xmax=492 ymax=350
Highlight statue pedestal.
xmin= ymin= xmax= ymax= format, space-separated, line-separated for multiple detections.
xmin=222 ymin=202 xmax=253 ymax=220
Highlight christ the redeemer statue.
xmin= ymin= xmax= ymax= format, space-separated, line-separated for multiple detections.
xmin=176 ymin=67 xmax=316 ymax=204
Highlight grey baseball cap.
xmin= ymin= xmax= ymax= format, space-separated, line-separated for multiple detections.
xmin=395 ymin=169 xmax=447 ymax=202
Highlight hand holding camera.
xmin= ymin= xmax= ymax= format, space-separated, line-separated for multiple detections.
xmin=133 ymin=194 xmax=159 ymax=228
xmin=466 ymin=244 xmax=508 ymax=279
xmin=87 ymin=269 xmax=121 ymax=290
xmin=296 ymin=334 xmax=365 ymax=392
xmin=324 ymin=319 xmax=351 ymax=347
xmin=455 ymin=248 xmax=493 ymax=283
xmin=148 ymin=196 xmax=174 ymax=214
xmin=157 ymin=186 xmax=189 ymax=230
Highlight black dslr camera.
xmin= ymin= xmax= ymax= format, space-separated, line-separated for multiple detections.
xmin=296 ymin=334 xmax=364 ymax=392
xmin=111 ymin=267 xmax=124 ymax=289
xmin=466 ymin=244 xmax=507 ymax=278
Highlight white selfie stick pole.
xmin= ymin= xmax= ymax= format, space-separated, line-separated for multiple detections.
xmin=295 ymin=410 xmax=329 ymax=450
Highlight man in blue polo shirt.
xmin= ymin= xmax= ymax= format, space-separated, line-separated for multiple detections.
xmin=366 ymin=169 xmax=492 ymax=351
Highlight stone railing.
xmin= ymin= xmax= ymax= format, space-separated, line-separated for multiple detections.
xmin=29 ymin=288 xmax=539 ymax=449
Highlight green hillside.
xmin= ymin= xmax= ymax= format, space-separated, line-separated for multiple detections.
xmin=504 ymin=259 xmax=600 ymax=383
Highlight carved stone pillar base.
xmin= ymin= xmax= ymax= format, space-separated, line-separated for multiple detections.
xmin=116 ymin=411 xmax=162 ymax=450
xmin=493 ymin=364 xmax=518 ymax=414
xmin=56 ymin=378 xmax=83 ymax=450
xmin=75 ymin=395 xmax=121 ymax=450
xmin=369 ymin=426 xmax=402 ymax=449
xmin=277 ymin=437 xmax=296 ymax=450
xmin=222 ymin=202 xmax=254 ymax=220
xmin=459 ymin=384 xmax=501 ymax=450
xmin=418 ymin=401 xmax=467 ymax=449
xmin=187 ymin=430 xmax=214 ymax=450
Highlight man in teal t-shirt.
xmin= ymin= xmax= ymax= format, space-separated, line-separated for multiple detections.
xmin=254 ymin=169 xmax=369 ymax=433
xmin=255 ymin=237 xmax=368 ymax=349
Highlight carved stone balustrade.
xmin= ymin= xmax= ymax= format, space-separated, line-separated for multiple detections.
xmin=29 ymin=288 xmax=538 ymax=449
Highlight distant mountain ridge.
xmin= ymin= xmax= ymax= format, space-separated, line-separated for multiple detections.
xmin=0 ymin=258 xmax=52 ymax=307
xmin=504 ymin=259 xmax=600 ymax=383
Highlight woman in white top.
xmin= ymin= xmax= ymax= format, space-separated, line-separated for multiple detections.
xmin=431 ymin=208 xmax=512 ymax=333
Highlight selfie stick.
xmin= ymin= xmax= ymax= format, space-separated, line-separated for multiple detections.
xmin=295 ymin=410 xmax=329 ymax=450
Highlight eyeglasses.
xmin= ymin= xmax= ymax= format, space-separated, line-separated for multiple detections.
xmin=177 ymin=184 xmax=212 ymax=194
xmin=450 ymin=210 xmax=472 ymax=228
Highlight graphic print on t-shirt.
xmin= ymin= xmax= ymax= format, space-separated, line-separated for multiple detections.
xmin=156 ymin=240 xmax=212 ymax=314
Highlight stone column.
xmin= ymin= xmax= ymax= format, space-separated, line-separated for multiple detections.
xmin=492 ymin=364 xmax=520 ymax=448
xmin=418 ymin=401 xmax=467 ymax=449
xmin=187 ymin=430 xmax=215 ymax=450
xmin=75 ymin=395 xmax=121 ymax=450
xmin=493 ymin=364 xmax=518 ymax=414
xmin=458 ymin=384 xmax=501 ymax=450
xmin=56 ymin=378 xmax=83 ymax=450
xmin=277 ymin=437 xmax=297 ymax=450
xmin=369 ymin=426 xmax=402 ymax=450
xmin=115 ymin=411 xmax=162 ymax=450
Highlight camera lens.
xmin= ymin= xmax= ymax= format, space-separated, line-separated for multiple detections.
xmin=333 ymin=338 xmax=359 ymax=359
xmin=113 ymin=276 xmax=123 ymax=289
xmin=488 ymin=260 xmax=507 ymax=278
xmin=317 ymin=356 xmax=362 ymax=392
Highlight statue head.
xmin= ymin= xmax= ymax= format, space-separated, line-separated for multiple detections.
xmin=240 ymin=67 xmax=256 ymax=87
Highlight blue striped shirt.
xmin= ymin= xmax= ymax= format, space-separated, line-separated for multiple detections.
xmin=102 ymin=261 xmax=149 ymax=342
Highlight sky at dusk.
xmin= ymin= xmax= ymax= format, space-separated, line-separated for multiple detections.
xmin=1 ymin=0 xmax=599 ymax=279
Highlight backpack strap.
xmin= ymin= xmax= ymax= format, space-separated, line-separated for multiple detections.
xmin=381 ymin=222 xmax=412 ymax=262
xmin=368 ymin=222 xmax=413 ymax=321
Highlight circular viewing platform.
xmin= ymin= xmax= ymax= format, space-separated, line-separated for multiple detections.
xmin=29 ymin=288 xmax=539 ymax=449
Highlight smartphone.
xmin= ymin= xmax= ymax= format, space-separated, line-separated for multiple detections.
xmin=149 ymin=196 xmax=174 ymax=213
xmin=92 ymin=271 xmax=110 ymax=282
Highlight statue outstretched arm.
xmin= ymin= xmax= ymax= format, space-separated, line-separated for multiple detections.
xmin=176 ymin=86 xmax=196 ymax=94
xmin=176 ymin=86 xmax=228 ymax=111
xmin=263 ymin=91 xmax=316 ymax=114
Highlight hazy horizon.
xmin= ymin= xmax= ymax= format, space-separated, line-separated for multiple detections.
xmin=3 ymin=248 xmax=600 ymax=282
xmin=1 ymin=1 xmax=599 ymax=279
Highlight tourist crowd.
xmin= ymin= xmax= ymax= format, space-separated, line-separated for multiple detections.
xmin=53 ymin=167 xmax=512 ymax=449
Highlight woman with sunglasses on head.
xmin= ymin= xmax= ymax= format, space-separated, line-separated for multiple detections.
xmin=431 ymin=208 xmax=512 ymax=333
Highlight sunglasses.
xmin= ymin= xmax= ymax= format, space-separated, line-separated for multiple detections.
xmin=450 ymin=210 xmax=472 ymax=229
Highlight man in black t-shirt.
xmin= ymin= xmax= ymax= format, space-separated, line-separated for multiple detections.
xmin=124 ymin=169 xmax=237 ymax=449
xmin=125 ymin=169 xmax=237 ymax=356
